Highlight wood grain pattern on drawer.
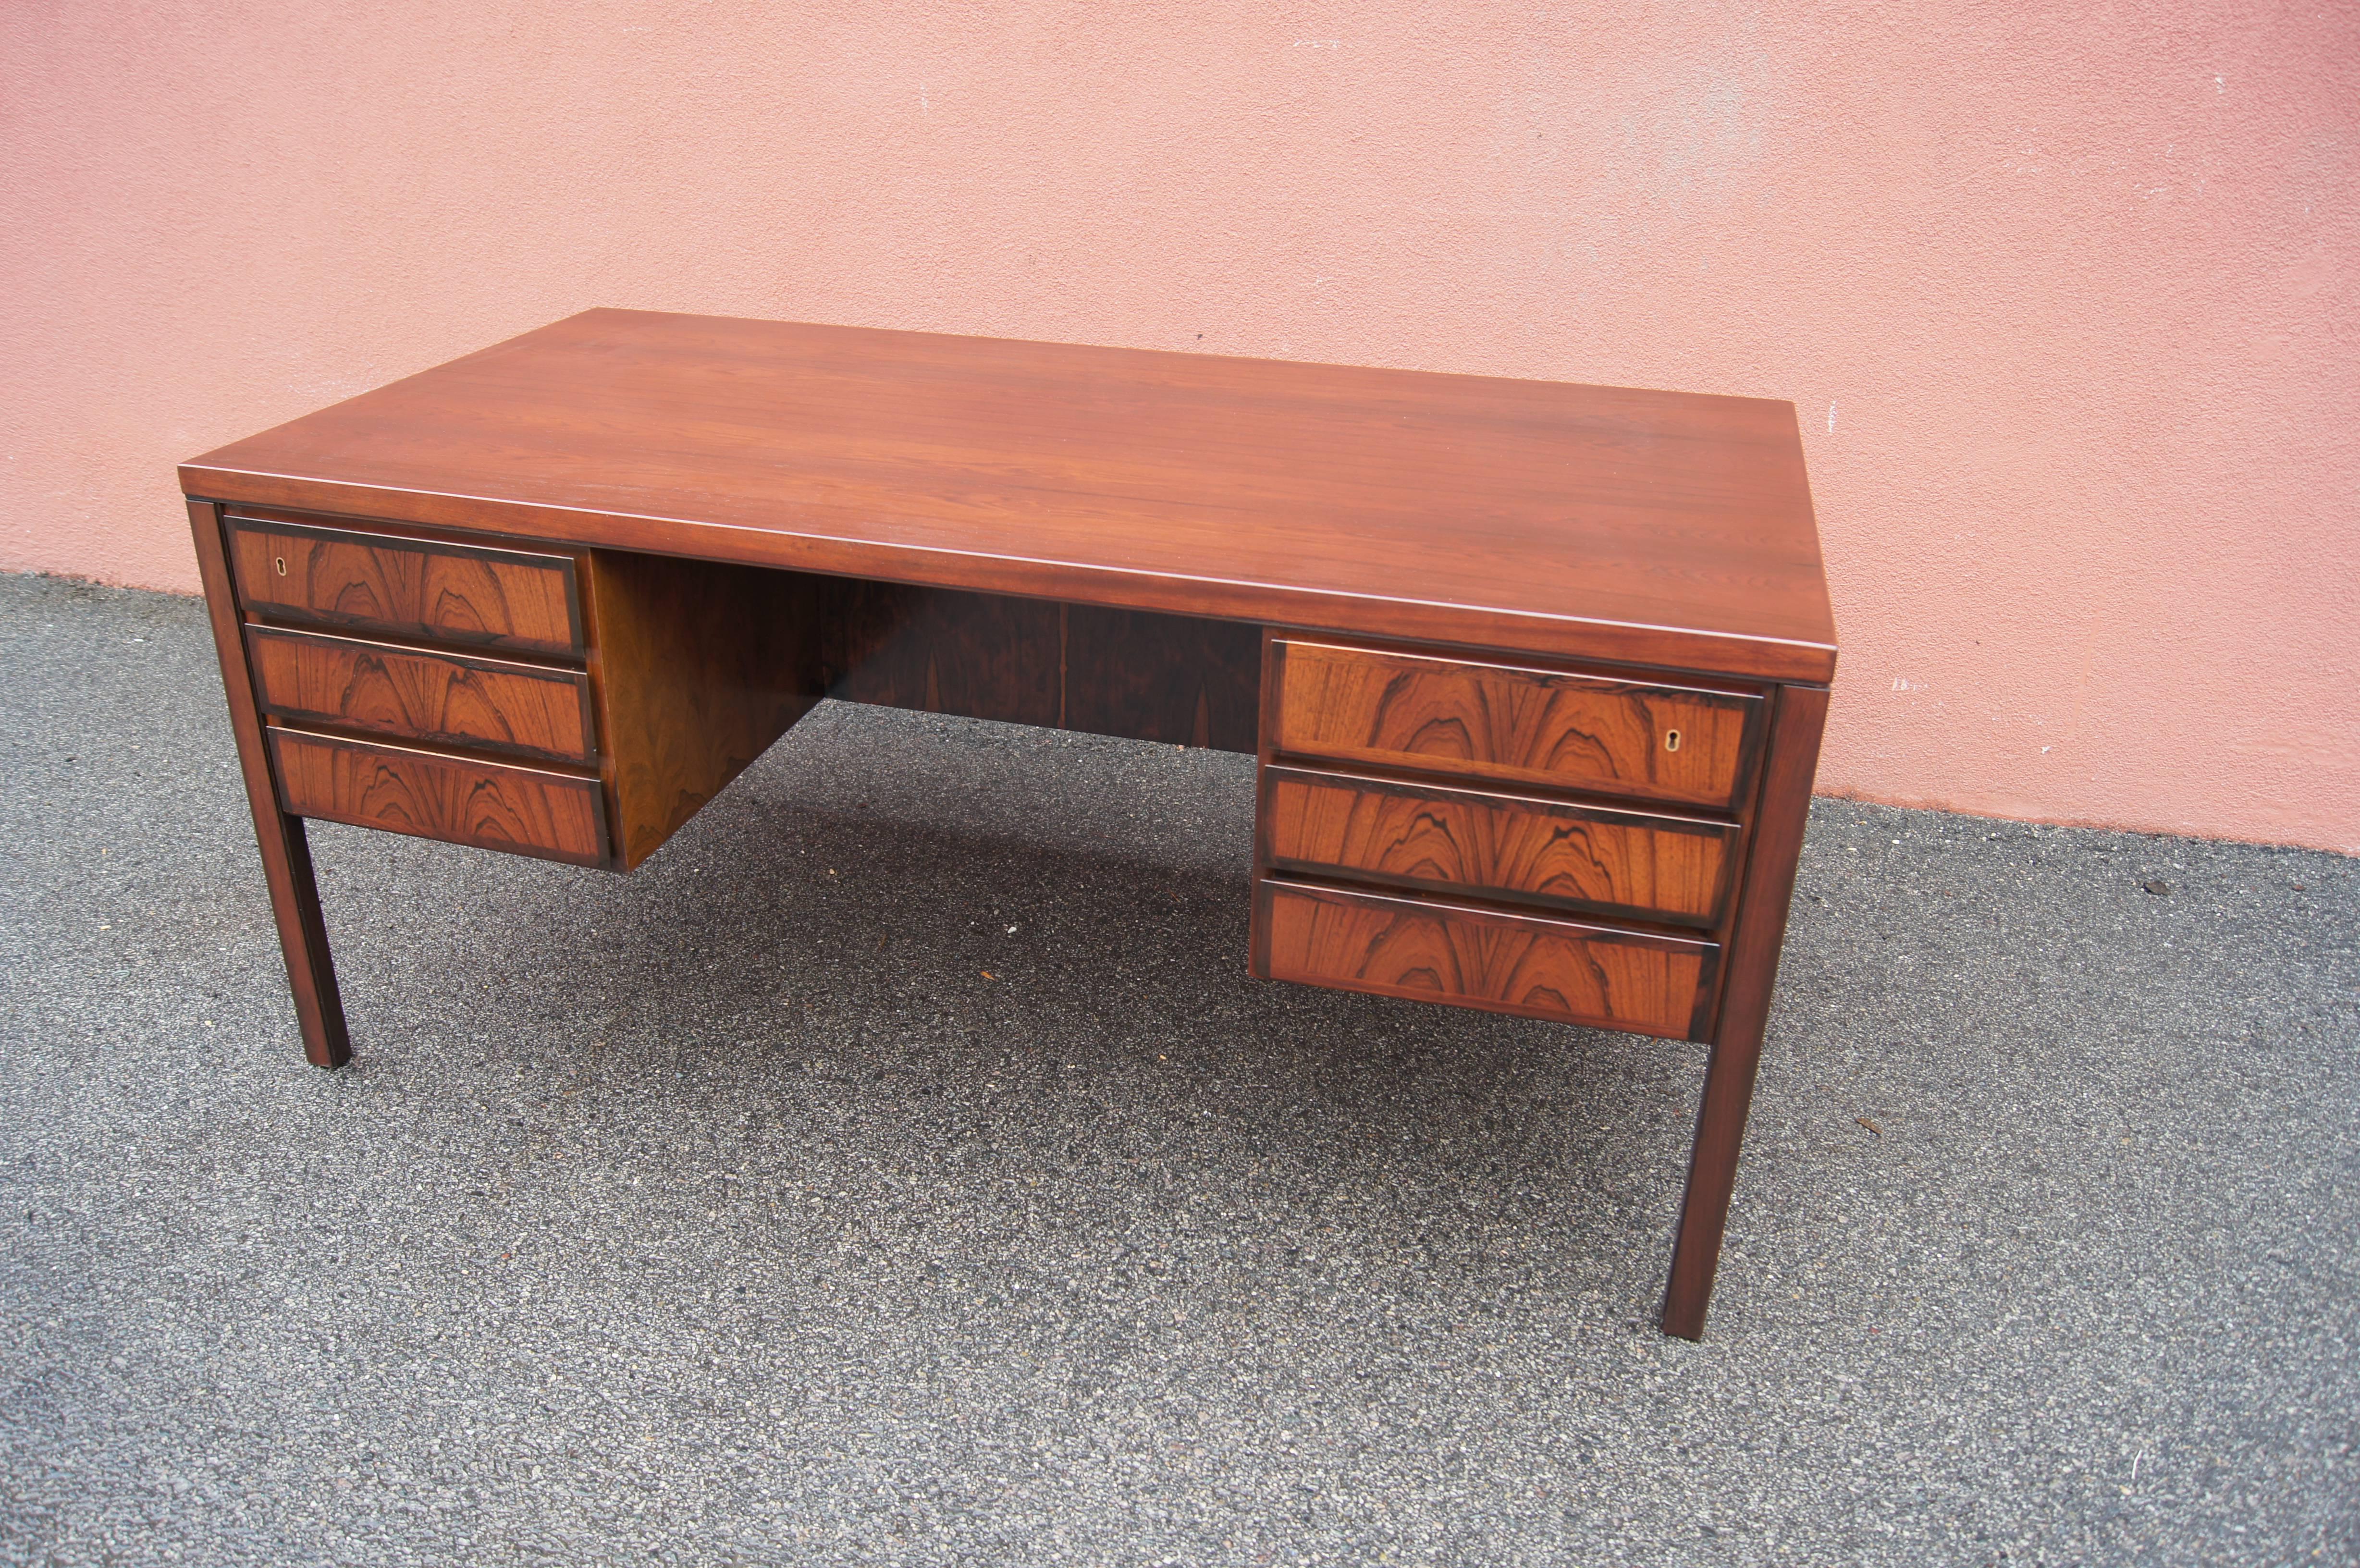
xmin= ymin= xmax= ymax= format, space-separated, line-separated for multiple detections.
xmin=247 ymin=626 xmax=596 ymax=764
xmin=229 ymin=516 xmax=581 ymax=657
xmin=1262 ymin=766 xmax=1738 ymax=927
xmin=269 ymin=729 xmax=607 ymax=867
xmin=1256 ymin=880 xmax=1718 ymax=1041
xmin=1271 ymin=638 xmax=1763 ymax=811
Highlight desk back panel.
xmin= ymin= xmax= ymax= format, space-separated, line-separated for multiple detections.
xmin=1063 ymin=606 xmax=1260 ymax=752
xmin=824 ymin=581 xmax=1261 ymax=753
xmin=824 ymin=582 xmax=1061 ymax=728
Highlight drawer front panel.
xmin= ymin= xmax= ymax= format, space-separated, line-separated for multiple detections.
xmin=270 ymin=729 xmax=607 ymax=866
xmin=230 ymin=517 xmax=581 ymax=657
xmin=1263 ymin=766 xmax=1737 ymax=927
xmin=1257 ymin=881 xmax=1717 ymax=1041
xmin=1272 ymin=639 xmax=1761 ymax=810
xmin=248 ymin=626 xmax=595 ymax=764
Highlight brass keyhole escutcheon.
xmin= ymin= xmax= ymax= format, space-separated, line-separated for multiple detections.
xmin=274 ymin=555 xmax=288 ymax=576
xmin=1664 ymin=728 xmax=1683 ymax=752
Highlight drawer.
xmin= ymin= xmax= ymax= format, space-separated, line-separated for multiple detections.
xmin=1270 ymin=638 xmax=1763 ymax=811
xmin=270 ymin=729 xmax=608 ymax=867
xmin=229 ymin=515 xmax=582 ymax=657
xmin=1255 ymin=880 xmax=1719 ymax=1041
xmin=1261 ymin=765 xmax=1738 ymax=928
xmin=248 ymin=625 xmax=596 ymax=764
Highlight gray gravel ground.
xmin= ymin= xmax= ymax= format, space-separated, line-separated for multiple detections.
xmin=1 ymin=569 xmax=2355 ymax=1567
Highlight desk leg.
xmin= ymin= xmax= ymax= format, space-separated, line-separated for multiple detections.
xmin=1661 ymin=684 xmax=1827 ymax=1339
xmin=186 ymin=500 xmax=351 ymax=1069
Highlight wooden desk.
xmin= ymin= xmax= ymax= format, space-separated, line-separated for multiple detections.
xmin=181 ymin=309 xmax=1836 ymax=1338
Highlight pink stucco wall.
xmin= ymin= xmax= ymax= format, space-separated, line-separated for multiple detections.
xmin=4 ymin=3 xmax=2354 ymax=851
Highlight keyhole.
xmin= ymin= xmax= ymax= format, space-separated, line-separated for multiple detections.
xmin=1664 ymin=728 xmax=1683 ymax=753
xmin=274 ymin=555 xmax=288 ymax=576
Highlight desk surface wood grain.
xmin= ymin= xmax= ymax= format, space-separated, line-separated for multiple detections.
xmin=184 ymin=311 xmax=1836 ymax=682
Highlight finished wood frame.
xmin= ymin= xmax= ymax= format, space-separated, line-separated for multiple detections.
xmin=182 ymin=311 xmax=1836 ymax=1339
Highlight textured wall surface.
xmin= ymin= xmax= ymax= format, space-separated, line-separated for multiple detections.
xmin=4 ymin=2 xmax=2354 ymax=849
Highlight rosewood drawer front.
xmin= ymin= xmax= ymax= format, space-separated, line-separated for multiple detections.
xmin=1262 ymin=766 xmax=1738 ymax=928
xmin=229 ymin=516 xmax=583 ymax=657
xmin=247 ymin=626 xmax=596 ymax=764
xmin=1271 ymin=639 xmax=1763 ymax=811
xmin=1257 ymin=880 xmax=1719 ymax=1041
xmin=269 ymin=729 xmax=608 ymax=867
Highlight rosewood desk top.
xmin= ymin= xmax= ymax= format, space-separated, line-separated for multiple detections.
xmin=183 ymin=309 xmax=1835 ymax=684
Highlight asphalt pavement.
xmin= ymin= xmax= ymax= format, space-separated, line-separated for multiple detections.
xmin=2 ymin=570 xmax=2354 ymax=1567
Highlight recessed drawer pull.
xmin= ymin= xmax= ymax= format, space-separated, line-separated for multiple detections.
xmin=229 ymin=515 xmax=583 ymax=657
xmin=1262 ymin=765 xmax=1739 ymax=927
xmin=1270 ymin=638 xmax=1762 ymax=811
xmin=246 ymin=625 xmax=597 ymax=764
xmin=1256 ymin=880 xmax=1720 ymax=1041
xmin=269 ymin=729 xmax=607 ymax=867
